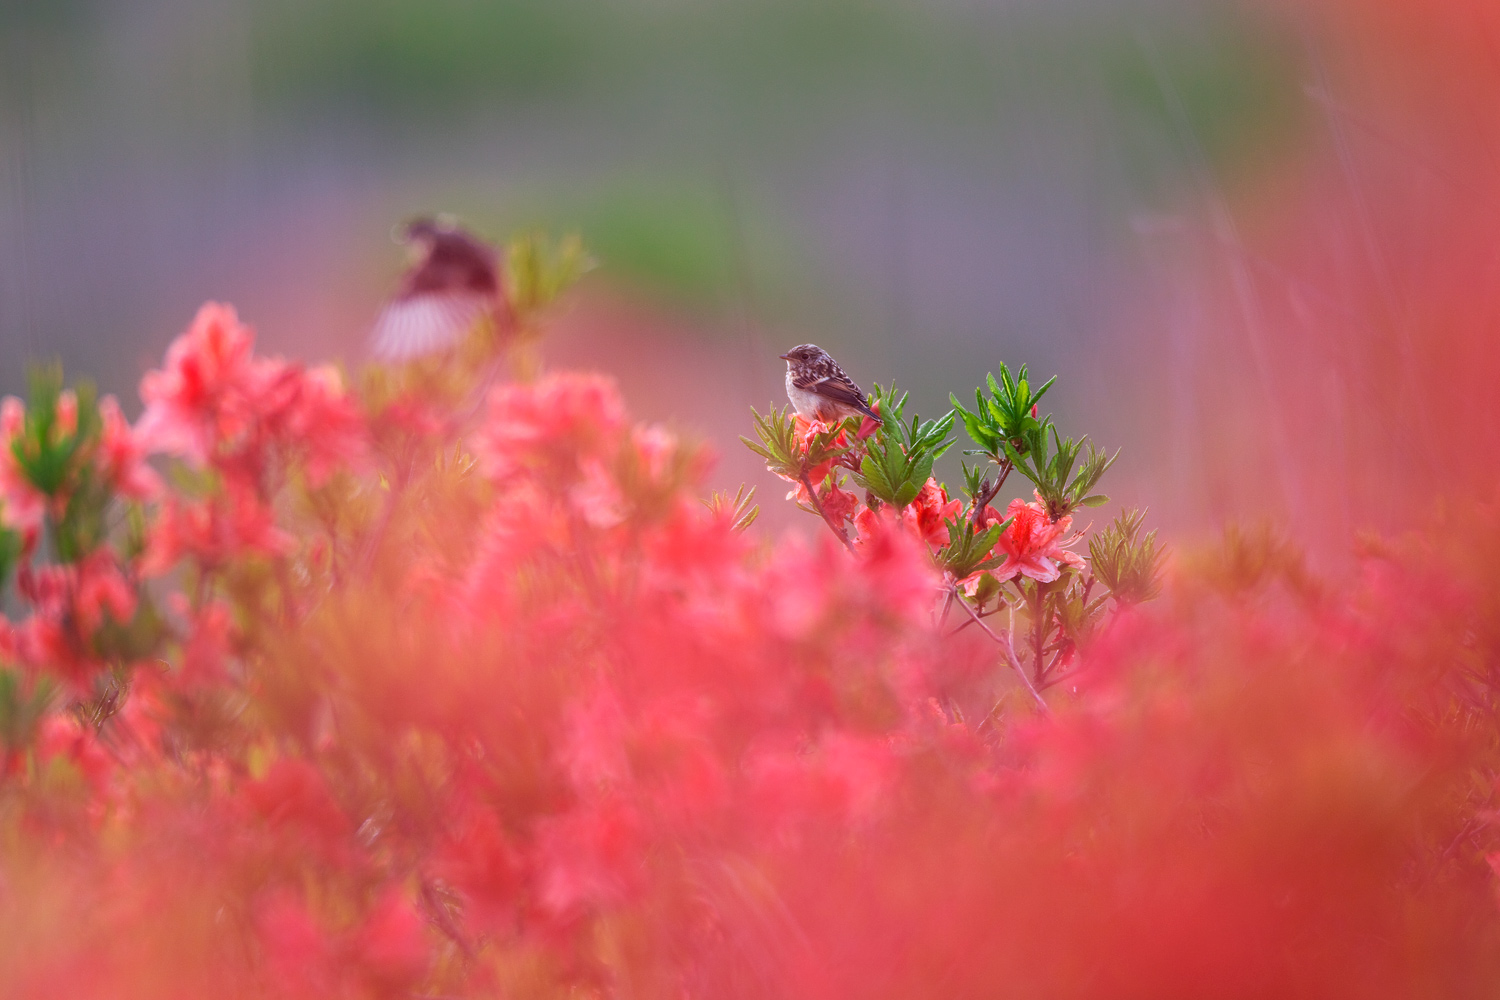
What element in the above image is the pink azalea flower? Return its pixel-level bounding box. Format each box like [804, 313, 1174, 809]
[97, 395, 161, 499]
[136, 301, 265, 464]
[900, 478, 962, 550]
[138, 303, 365, 488]
[821, 482, 861, 524]
[73, 550, 137, 635]
[477, 372, 627, 483]
[141, 484, 293, 576]
[0, 395, 44, 534]
[988, 496, 1086, 584]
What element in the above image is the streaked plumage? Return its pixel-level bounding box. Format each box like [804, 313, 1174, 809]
[780, 344, 881, 423]
[370, 217, 503, 360]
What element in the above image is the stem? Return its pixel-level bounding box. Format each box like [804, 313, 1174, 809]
[950, 585, 1048, 712]
[969, 459, 1013, 526]
[1037, 645, 1067, 687]
[356, 452, 415, 578]
[994, 459, 1013, 492]
[799, 471, 855, 553]
[1040, 662, 1087, 691]
[1029, 582, 1047, 686]
[419, 878, 476, 961]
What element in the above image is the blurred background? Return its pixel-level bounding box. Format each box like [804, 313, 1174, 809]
[3, 0, 1487, 557]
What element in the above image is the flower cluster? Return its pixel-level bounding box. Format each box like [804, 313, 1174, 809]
[0, 261, 1499, 996]
[747, 367, 1123, 695]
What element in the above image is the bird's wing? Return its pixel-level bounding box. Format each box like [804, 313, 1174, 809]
[370, 292, 491, 361]
[792, 368, 878, 418]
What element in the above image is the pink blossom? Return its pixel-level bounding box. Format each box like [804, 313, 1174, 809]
[97, 395, 161, 498]
[137, 303, 366, 488]
[0, 395, 45, 533]
[476, 372, 626, 483]
[821, 482, 861, 523]
[73, 550, 136, 634]
[141, 484, 292, 575]
[900, 477, 962, 549]
[136, 302, 265, 464]
[352, 889, 430, 992]
[987, 496, 1086, 584]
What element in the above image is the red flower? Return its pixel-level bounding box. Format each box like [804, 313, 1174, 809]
[73, 550, 137, 635]
[0, 395, 44, 534]
[352, 889, 431, 993]
[432, 806, 525, 936]
[821, 482, 861, 524]
[900, 478, 961, 550]
[244, 757, 350, 847]
[97, 395, 161, 499]
[254, 891, 339, 1000]
[37, 713, 114, 797]
[141, 483, 292, 575]
[987, 497, 1085, 584]
[270, 364, 367, 488]
[136, 302, 266, 464]
[477, 372, 626, 483]
[536, 797, 647, 918]
[138, 303, 366, 487]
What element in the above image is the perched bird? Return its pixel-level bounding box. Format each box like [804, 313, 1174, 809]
[369, 216, 505, 360]
[780, 343, 882, 424]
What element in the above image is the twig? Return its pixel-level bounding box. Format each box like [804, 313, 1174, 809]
[1040, 663, 1087, 691]
[799, 471, 855, 553]
[944, 605, 1005, 638]
[419, 878, 476, 961]
[968, 459, 1012, 527]
[950, 585, 1047, 712]
[1037, 645, 1068, 687]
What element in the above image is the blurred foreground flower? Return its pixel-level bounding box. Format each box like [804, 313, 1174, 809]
[2, 197, 1500, 999]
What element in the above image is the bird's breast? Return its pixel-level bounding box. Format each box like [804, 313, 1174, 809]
[786, 374, 842, 422]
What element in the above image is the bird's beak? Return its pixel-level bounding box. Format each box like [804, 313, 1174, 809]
[778, 352, 792, 361]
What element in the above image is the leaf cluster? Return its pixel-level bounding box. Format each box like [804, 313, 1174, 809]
[703, 484, 760, 533]
[938, 516, 1010, 581]
[853, 383, 955, 509]
[506, 231, 594, 319]
[741, 404, 851, 483]
[1089, 508, 1167, 605]
[1004, 427, 1116, 523]
[12, 364, 100, 497]
[0, 669, 53, 754]
[951, 365, 1053, 462]
[12, 365, 116, 563]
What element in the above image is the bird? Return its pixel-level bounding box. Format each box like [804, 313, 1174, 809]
[369, 216, 506, 360]
[780, 344, 882, 424]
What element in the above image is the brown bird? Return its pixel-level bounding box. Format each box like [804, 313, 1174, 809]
[370, 216, 505, 360]
[780, 344, 882, 424]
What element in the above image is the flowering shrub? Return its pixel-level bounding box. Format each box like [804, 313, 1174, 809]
[745, 364, 1130, 703]
[0, 282, 1495, 999]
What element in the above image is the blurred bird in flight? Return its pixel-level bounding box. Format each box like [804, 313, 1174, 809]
[780, 343, 882, 424]
[370, 216, 506, 360]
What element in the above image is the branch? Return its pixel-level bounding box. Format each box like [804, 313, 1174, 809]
[419, 878, 476, 961]
[950, 584, 1048, 712]
[968, 458, 1012, 526]
[799, 471, 855, 553]
[1039, 662, 1087, 691]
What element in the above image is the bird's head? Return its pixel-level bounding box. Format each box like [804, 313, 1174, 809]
[779, 344, 825, 366]
[395, 213, 464, 247]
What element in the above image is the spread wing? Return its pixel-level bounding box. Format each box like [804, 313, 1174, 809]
[370, 291, 492, 361]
